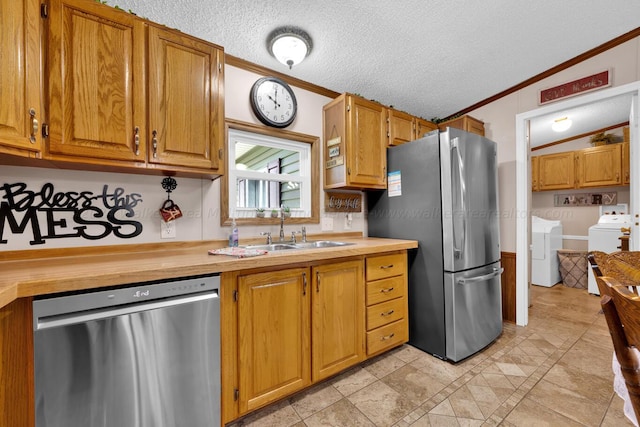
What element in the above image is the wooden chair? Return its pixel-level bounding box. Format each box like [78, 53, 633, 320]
[601, 276, 640, 423]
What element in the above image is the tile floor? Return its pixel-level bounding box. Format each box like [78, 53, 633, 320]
[229, 285, 632, 426]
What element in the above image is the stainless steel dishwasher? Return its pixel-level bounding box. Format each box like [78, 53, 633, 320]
[32, 275, 220, 427]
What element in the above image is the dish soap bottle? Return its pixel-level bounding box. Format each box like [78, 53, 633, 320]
[229, 218, 239, 247]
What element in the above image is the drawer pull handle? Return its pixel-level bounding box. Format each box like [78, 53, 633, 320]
[29, 108, 38, 143]
[381, 333, 395, 341]
[152, 130, 158, 158]
[381, 310, 394, 316]
[380, 264, 394, 269]
[133, 126, 140, 155]
[380, 287, 394, 293]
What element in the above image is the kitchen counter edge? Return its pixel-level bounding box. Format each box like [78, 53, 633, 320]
[0, 237, 418, 309]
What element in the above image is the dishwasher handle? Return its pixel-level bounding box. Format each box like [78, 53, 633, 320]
[35, 291, 219, 331]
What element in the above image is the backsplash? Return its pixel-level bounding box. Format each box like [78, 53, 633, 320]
[0, 166, 210, 251]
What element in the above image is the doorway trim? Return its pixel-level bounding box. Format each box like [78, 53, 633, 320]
[515, 81, 640, 326]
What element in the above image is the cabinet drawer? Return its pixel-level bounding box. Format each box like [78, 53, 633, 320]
[366, 276, 404, 306]
[366, 297, 405, 330]
[366, 253, 406, 281]
[366, 319, 408, 355]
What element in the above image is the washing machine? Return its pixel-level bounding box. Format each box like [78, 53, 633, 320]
[587, 212, 632, 295]
[531, 216, 563, 287]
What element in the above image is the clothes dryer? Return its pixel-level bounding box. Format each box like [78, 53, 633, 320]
[531, 216, 563, 287]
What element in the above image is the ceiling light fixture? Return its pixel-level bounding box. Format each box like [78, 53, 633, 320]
[551, 116, 572, 132]
[267, 27, 312, 69]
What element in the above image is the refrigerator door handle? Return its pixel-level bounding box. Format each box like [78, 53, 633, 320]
[456, 267, 504, 285]
[452, 138, 467, 259]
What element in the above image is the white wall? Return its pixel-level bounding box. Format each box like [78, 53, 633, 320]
[0, 65, 365, 251]
[470, 37, 640, 252]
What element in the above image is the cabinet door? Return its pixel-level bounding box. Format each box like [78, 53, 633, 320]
[415, 118, 437, 139]
[576, 144, 622, 188]
[47, 0, 146, 163]
[623, 142, 630, 185]
[148, 26, 224, 171]
[0, 0, 42, 156]
[346, 96, 387, 188]
[531, 156, 539, 191]
[387, 109, 414, 146]
[311, 260, 364, 381]
[238, 268, 310, 414]
[538, 152, 575, 190]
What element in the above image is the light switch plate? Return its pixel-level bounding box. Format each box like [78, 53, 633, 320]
[161, 220, 176, 239]
[321, 217, 333, 231]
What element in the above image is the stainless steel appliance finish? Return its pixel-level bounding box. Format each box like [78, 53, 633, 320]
[33, 275, 221, 427]
[367, 128, 502, 362]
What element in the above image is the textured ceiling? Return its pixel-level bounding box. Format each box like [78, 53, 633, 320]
[112, 0, 640, 122]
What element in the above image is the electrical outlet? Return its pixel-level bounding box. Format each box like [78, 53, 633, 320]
[161, 220, 176, 239]
[344, 213, 353, 230]
[321, 217, 333, 231]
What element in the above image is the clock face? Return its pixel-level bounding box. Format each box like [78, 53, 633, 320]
[250, 77, 297, 128]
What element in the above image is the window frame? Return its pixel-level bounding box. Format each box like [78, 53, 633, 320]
[221, 119, 320, 226]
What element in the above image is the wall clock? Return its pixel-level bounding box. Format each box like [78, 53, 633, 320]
[249, 77, 297, 128]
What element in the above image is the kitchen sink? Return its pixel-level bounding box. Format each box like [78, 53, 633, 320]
[242, 241, 353, 251]
[293, 240, 354, 249]
[242, 243, 298, 251]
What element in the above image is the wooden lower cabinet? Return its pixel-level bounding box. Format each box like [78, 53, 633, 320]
[365, 252, 409, 356]
[226, 258, 366, 421]
[237, 267, 311, 414]
[0, 298, 34, 427]
[311, 260, 365, 381]
[223, 252, 408, 423]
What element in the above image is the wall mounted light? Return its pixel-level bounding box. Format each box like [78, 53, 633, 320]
[267, 27, 313, 69]
[551, 116, 572, 132]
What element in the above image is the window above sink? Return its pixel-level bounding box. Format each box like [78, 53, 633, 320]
[221, 119, 320, 226]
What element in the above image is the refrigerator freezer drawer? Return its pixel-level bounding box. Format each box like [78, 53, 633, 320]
[366, 297, 406, 330]
[444, 262, 503, 362]
[366, 319, 408, 356]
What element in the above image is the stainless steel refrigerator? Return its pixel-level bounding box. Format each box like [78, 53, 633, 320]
[367, 128, 502, 362]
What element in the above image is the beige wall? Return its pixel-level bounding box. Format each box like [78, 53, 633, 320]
[469, 37, 640, 252]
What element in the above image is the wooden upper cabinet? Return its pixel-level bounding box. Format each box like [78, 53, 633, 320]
[438, 115, 485, 136]
[387, 110, 437, 146]
[43, 0, 224, 176]
[147, 25, 224, 172]
[0, 0, 42, 157]
[415, 118, 438, 139]
[387, 109, 414, 146]
[311, 260, 364, 381]
[46, 0, 147, 164]
[323, 94, 387, 189]
[538, 151, 575, 191]
[623, 141, 630, 185]
[531, 155, 539, 192]
[576, 143, 622, 188]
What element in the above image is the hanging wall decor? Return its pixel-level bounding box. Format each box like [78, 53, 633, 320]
[0, 182, 143, 245]
[553, 191, 617, 207]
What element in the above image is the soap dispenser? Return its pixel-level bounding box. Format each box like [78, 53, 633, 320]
[229, 217, 239, 247]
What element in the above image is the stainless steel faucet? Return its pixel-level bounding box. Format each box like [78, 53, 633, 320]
[279, 204, 285, 242]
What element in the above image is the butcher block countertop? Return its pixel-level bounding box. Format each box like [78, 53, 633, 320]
[0, 235, 418, 309]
